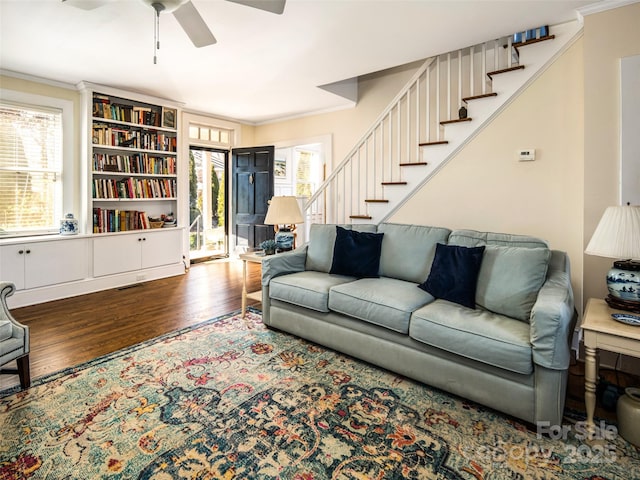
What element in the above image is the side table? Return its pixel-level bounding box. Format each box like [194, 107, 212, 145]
[239, 252, 265, 318]
[581, 298, 640, 438]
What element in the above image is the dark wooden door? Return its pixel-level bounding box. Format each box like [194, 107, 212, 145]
[232, 146, 274, 250]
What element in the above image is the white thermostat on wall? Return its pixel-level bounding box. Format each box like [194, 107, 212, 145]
[518, 149, 536, 161]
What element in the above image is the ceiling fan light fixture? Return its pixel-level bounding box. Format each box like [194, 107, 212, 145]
[141, 0, 187, 13]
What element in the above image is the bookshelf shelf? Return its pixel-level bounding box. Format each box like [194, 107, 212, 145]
[93, 172, 177, 178]
[91, 116, 177, 134]
[92, 144, 178, 155]
[93, 198, 178, 202]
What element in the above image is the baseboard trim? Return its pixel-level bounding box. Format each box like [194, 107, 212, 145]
[6, 263, 185, 308]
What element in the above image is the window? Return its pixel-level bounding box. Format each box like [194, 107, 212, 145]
[188, 124, 232, 146]
[0, 91, 72, 237]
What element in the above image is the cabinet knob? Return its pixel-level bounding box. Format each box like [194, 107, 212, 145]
[138, 238, 142, 242]
[18, 250, 24, 254]
[26, 249, 31, 254]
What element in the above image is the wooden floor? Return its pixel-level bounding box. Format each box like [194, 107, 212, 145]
[2, 257, 637, 424]
[0, 257, 263, 391]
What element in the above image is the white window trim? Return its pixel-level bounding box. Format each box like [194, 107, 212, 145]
[0, 89, 74, 236]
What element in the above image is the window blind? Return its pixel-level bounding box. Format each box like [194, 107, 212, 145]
[0, 103, 62, 235]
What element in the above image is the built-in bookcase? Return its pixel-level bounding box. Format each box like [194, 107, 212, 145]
[81, 85, 180, 234]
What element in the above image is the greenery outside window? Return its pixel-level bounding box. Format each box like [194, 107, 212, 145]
[0, 91, 73, 237]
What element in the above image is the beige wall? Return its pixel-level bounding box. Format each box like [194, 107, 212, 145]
[583, 3, 640, 306]
[253, 60, 425, 170]
[391, 40, 585, 308]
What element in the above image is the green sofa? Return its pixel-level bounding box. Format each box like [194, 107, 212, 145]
[260, 223, 576, 426]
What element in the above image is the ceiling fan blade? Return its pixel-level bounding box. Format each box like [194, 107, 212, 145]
[173, 1, 216, 48]
[226, 0, 286, 15]
[61, 0, 111, 10]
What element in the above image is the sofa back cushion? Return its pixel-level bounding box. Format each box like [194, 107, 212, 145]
[306, 223, 377, 273]
[448, 229, 548, 249]
[475, 246, 551, 322]
[378, 223, 451, 284]
[448, 229, 551, 322]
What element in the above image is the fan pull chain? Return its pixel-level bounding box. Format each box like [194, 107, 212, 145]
[152, 3, 165, 65]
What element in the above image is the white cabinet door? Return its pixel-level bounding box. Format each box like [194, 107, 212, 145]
[93, 230, 182, 277]
[0, 239, 88, 290]
[24, 238, 88, 289]
[0, 244, 27, 290]
[141, 229, 182, 269]
[93, 235, 142, 277]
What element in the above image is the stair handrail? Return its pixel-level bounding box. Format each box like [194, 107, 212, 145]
[303, 56, 436, 213]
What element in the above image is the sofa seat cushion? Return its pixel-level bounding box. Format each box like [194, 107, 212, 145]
[410, 300, 533, 374]
[329, 277, 434, 334]
[269, 271, 356, 313]
[0, 320, 12, 342]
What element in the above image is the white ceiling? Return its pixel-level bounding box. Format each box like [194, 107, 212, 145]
[1, 0, 600, 124]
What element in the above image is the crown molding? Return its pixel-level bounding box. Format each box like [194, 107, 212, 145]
[0, 69, 76, 90]
[576, 0, 639, 22]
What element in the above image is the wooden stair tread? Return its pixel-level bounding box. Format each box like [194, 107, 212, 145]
[365, 199, 389, 203]
[418, 140, 448, 146]
[462, 92, 498, 103]
[349, 215, 372, 219]
[513, 35, 555, 48]
[381, 181, 407, 185]
[399, 162, 428, 167]
[487, 65, 525, 78]
[440, 118, 472, 125]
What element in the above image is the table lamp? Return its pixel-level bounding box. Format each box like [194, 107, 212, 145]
[585, 204, 640, 312]
[264, 196, 303, 252]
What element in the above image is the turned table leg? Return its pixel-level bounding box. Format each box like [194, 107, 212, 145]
[241, 258, 248, 318]
[584, 344, 598, 439]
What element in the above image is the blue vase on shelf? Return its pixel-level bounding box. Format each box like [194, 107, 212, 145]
[60, 213, 78, 235]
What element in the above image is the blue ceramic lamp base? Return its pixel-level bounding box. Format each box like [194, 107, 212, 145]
[275, 227, 294, 252]
[605, 259, 640, 313]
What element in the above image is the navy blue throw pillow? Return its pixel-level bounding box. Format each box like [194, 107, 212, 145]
[330, 226, 384, 278]
[418, 243, 486, 309]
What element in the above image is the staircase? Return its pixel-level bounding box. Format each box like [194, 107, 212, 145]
[302, 21, 582, 231]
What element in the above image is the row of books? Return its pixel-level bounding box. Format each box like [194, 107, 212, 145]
[93, 208, 153, 233]
[93, 95, 161, 127]
[93, 177, 177, 199]
[93, 153, 176, 175]
[92, 124, 177, 152]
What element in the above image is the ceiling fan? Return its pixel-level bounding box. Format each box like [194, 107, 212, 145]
[63, 0, 286, 62]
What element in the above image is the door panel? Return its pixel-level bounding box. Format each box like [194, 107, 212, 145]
[254, 171, 271, 215]
[232, 146, 274, 250]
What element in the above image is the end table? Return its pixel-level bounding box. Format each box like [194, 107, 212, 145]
[239, 252, 266, 318]
[581, 298, 640, 439]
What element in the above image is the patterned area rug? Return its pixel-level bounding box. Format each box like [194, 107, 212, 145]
[1, 309, 638, 479]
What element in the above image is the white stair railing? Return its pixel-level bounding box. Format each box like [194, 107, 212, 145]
[301, 21, 581, 235]
[303, 34, 511, 225]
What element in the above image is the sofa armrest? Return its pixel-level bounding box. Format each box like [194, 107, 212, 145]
[261, 246, 308, 286]
[529, 252, 576, 370]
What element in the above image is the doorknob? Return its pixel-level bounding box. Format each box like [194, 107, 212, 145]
[249, 173, 254, 185]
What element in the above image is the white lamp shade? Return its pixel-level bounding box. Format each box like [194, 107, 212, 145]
[585, 205, 640, 260]
[264, 196, 303, 225]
